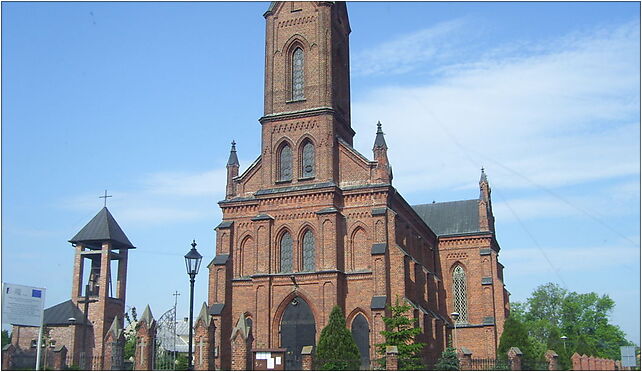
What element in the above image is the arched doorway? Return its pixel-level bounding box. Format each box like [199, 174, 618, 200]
[280, 296, 316, 370]
[351, 313, 370, 369]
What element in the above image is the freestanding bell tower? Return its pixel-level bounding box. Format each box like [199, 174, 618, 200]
[68, 207, 134, 369]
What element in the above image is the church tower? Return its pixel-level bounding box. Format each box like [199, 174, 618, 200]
[68, 207, 134, 369]
[258, 1, 353, 189]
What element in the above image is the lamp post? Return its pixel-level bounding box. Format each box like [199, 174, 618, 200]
[561, 335, 568, 353]
[450, 312, 460, 350]
[184, 240, 202, 371]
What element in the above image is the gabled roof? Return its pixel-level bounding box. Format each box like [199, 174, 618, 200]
[42, 300, 86, 326]
[69, 207, 134, 249]
[412, 199, 483, 236]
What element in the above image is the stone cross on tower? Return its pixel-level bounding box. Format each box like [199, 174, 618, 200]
[138, 340, 147, 364]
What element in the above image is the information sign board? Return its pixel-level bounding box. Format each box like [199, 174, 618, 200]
[2, 283, 46, 327]
[621, 346, 637, 368]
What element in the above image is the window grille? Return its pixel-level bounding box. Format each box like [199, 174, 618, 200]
[292, 48, 305, 100]
[302, 230, 315, 271]
[301, 141, 315, 178]
[452, 265, 468, 323]
[280, 232, 293, 273]
[280, 145, 292, 181]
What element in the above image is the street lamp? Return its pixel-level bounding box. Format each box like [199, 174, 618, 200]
[561, 335, 568, 352]
[451, 312, 460, 350]
[184, 240, 202, 371]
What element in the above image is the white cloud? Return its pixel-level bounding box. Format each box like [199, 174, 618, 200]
[352, 18, 470, 76]
[351, 21, 640, 195]
[60, 167, 227, 227]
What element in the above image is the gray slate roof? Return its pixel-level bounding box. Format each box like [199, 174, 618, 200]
[69, 207, 134, 249]
[412, 199, 482, 236]
[42, 300, 86, 326]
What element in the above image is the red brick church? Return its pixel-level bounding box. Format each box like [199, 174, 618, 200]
[205, 1, 510, 370]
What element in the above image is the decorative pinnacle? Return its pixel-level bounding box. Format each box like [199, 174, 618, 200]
[191, 240, 197, 249]
[480, 167, 488, 183]
[373, 121, 387, 149]
[227, 140, 240, 166]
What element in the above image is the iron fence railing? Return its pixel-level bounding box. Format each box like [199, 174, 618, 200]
[466, 358, 510, 371]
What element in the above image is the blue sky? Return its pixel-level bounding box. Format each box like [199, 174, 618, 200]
[2, 2, 640, 344]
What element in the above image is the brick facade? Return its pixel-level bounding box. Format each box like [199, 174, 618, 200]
[205, 1, 510, 369]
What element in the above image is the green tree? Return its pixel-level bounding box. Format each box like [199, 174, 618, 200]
[434, 346, 460, 371]
[376, 298, 426, 370]
[316, 306, 360, 370]
[1, 330, 10, 348]
[509, 283, 633, 370]
[498, 315, 535, 360]
[123, 306, 138, 360]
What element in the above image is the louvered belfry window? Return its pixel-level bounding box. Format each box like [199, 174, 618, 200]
[302, 230, 315, 271]
[452, 265, 468, 323]
[280, 144, 293, 181]
[280, 232, 293, 273]
[292, 47, 305, 100]
[301, 141, 315, 178]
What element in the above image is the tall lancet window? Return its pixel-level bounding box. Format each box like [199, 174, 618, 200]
[302, 230, 315, 271]
[301, 141, 315, 178]
[279, 144, 292, 181]
[292, 47, 305, 100]
[280, 232, 293, 273]
[452, 265, 468, 323]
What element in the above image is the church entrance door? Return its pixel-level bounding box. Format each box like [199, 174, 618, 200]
[280, 296, 316, 370]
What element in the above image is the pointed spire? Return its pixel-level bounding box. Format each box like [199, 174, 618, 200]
[480, 167, 488, 183]
[227, 140, 239, 167]
[139, 304, 155, 325]
[196, 302, 210, 327]
[106, 315, 123, 339]
[373, 121, 387, 149]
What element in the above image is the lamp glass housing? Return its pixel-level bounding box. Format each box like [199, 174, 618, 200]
[184, 247, 202, 276]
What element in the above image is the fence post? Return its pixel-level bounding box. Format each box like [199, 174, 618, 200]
[230, 315, 250, 371]
[194, 303, 216, 371]
[52, 346, 67, 370]
[457, 347, 472, 370]
[135, 305, 156, 371]
[588, 356, 596, 370]
[615, 360, 622, 370]
[2, 344, 16, 370]
[580, 354, 589, 370]
[301, 346, 314, 371]
[386, 346, 398, 371]
[545, 350, 558, 371]
[507, 347, 523, 371]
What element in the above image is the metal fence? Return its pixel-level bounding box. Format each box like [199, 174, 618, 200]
[467, 358, 510, 371]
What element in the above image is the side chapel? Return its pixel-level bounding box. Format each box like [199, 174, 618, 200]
[205, 2, 510, 370]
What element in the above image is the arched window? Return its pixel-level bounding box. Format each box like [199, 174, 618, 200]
[301, 141, 315, 178]
[279, 144, 293, 181]
[302, 230, 315, 271]
[292, 47, 305, 100]
[452, 265, 468, 323]
[280, 232, 293, 273]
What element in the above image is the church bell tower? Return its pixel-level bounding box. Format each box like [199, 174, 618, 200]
[259, 1, 353, 186]
[68, 207, 134, 368]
